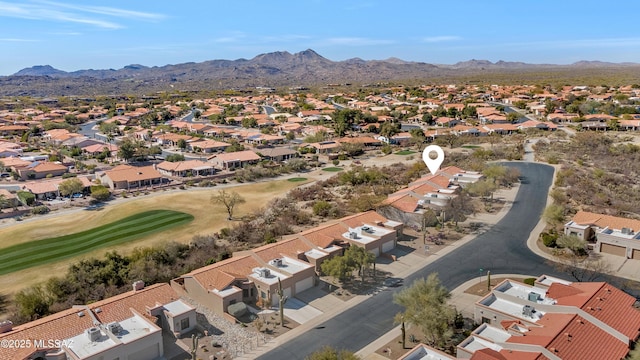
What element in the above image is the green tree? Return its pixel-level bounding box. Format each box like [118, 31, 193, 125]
[0, 194, 8, 212]
[17, 190, 36, 206]
[393, 273, 456, 348]
[556, 234, 587, 255]
[242, 117, 258, 128]
[14, 284, 52, 321]
[305, 346, 360, 360]
[117, 138, 137, 162]
[177, 138, 188, 151]
[90, 185, 111, 201]
[379, 122, 400, 138]
[320, 255, 355, 282]
[466, 179, 498, 203]
[482, 164, 507, 185]
[543, 204, 565, 227]
[99, 121, 118, 137]
[211, 190, 246, 220]
[166, 153, 186, 162]
[344, 245, 375, 281]
[506, 112, 520, 123]
[422, 113, 434, 125]
[58, 178, 84, 197]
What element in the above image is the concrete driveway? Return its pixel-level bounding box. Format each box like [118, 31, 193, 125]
[273, 297, 322, 325]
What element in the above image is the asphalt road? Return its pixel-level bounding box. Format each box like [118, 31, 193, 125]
[258, 162, 563, 360]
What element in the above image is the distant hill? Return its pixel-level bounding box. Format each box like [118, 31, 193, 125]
[3, 49, 640, 97]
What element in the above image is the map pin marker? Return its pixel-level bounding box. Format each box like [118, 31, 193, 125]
[422, 145, 445, 175]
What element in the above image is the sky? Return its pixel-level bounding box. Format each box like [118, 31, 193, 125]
[1, 0, 640, 75]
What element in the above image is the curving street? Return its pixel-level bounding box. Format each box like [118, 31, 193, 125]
[257, 162, 562, 359]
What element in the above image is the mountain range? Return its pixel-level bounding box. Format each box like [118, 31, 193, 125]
[2, 49, 639, 97]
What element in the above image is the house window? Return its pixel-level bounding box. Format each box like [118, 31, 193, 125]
[250, 288, 254, 297]
[261, 291, 266, 299]
[180, 318, 190, 331]
[243, 289, 249, 297]
[481, 317, 491, 324]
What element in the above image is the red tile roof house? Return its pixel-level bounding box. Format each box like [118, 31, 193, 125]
[97, 164, 164, 191]
[21, 176, 92, 200]
[0, 283, 196, 360]
[171, 211, 401, 319]
[457, 275, 640, 360]
[15, 161, 68, 180]
[155, 160, 216, 177]
[208, 150, 261, 170]
[564, 210, 640, 259]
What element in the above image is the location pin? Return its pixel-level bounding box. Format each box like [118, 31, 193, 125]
[422, 145, 445, 175]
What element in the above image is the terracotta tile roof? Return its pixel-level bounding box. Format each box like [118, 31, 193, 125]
[340, 210, 391, 228]
[383, 193, 419, 213]
[411, 173, 451, 189]
[580, 283, 640, 340]
[189, 139, 230, 149]
[21, 176, 92, 194]
[209, 150, 260, 162]
[81, 143, 118, 153]
[188, 255, 263, 291]
[545, 314, 628, 360]
[0, 284, 177, 359]
[253, 237, 313, 262]
[570, 210, 640, 232]
[300, 222, 348, 248]
[27, 162, 67, 173]
[156, 160, 213, 172]
[102, 164, 162, 182]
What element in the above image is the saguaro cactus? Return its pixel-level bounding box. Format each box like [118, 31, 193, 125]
[277, 278, 288, 327]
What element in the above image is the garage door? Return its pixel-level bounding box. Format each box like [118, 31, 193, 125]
[272, 287, 292, 306]
[295, 277, 314, 294]
[382, 240, 395, 253]
[600, 243, 626, 257]
[632, 249, 640, 260]
[370, 248, 380, 257]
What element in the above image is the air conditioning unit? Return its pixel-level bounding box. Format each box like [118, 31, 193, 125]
[271, 258, 283, 267]
[107, 322, 123, 335]
[349, 232, 358, 239]
[259, 268, 271, 278]
[528, 292, 540, 302]
[523, 305, 535, 317]
[622, 227, 632, 235]
[86, 327, 101, 342]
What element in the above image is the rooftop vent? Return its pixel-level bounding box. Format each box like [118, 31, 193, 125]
[270, 258, 283, 267]
[77, 311, 85, 317]
[0, 320, 12, 334]
[133, 280, 145, 291]
[522, 305, 535, 317]
[528, 292, 540, 302]
[107, 322, 123, 335]
[622, 227, 633, 235]
[94, 307, 102, 313]
[256, 268, 270, 278]
[86, 327, 101, 342]
[349, 232, 358, 239]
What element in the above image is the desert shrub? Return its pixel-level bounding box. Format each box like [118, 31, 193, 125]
[30, 205, 50, 215]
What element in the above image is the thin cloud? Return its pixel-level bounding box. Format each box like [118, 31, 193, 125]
[0, 1, 165, 29]
[35, 0, 166, 21]
[423, 36, 462, 43]
[325, 37, 394, 46]
[0, 38, 39, 42]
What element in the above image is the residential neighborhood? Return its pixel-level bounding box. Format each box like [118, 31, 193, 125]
[1, 82, 640, 360]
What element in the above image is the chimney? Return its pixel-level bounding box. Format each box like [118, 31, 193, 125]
[133, 280, 145, 291]
[0, 320, 12, 334]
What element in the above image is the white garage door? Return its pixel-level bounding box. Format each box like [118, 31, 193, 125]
[295, 277, 314, 294]
[272, 287, 292, 306]
[370, 248, 380, 257]
[382, 240, 395, 253]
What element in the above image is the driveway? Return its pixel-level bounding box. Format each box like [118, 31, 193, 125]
[274, 297, 322, 325]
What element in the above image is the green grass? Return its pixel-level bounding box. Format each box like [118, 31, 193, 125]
[322, 167, 343, 172]
[395, 150, 416, 155]
[0, 210, 194, 275]
[287, 177, 308, 182]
